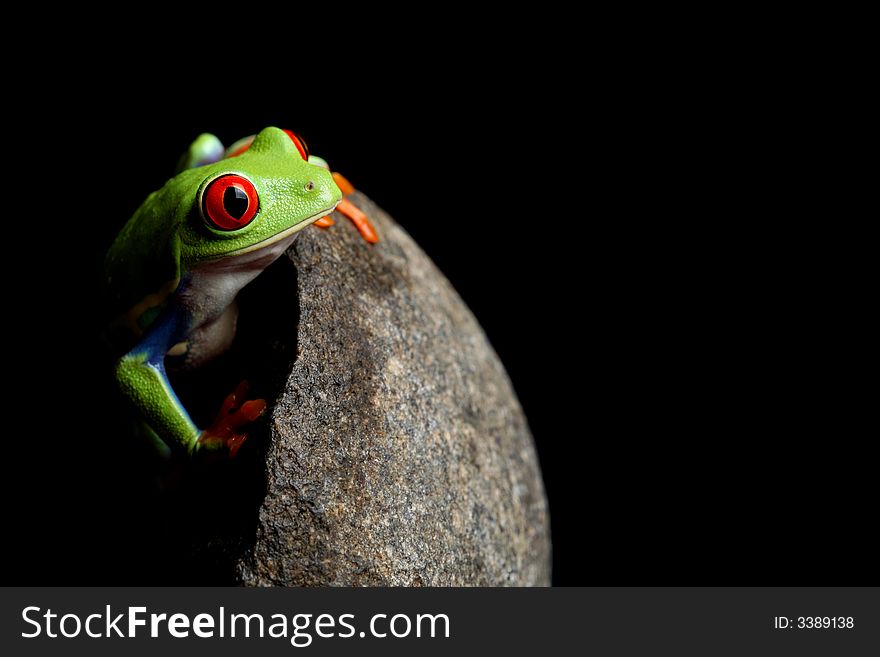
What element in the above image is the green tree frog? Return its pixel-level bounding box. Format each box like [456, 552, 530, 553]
[105, 126, 376, 458]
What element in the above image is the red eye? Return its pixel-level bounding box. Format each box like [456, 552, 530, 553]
[201, 174, 259, 231]
[283, 129, 310, 160]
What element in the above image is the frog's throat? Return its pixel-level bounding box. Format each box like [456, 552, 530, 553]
[221, 202, 340, 258]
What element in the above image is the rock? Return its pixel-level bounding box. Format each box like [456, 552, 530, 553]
[235, 192, 550, 586]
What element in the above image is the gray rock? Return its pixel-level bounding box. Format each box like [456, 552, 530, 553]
[236, 192, 550, 586]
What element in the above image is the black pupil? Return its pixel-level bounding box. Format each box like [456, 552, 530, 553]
[223, 185, 249, 219]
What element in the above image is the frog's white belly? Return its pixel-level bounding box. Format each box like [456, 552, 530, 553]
[170, 301, 240, 370]
[169, 231, 300, 370]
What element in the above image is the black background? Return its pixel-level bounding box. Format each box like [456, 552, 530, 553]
[4, 29, 873, 586]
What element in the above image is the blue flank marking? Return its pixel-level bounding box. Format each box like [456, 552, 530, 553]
[135, 302, 189, 369]
[125, 292, 198, 438]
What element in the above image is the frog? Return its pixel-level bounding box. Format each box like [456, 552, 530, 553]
[105, 126, 377, 458]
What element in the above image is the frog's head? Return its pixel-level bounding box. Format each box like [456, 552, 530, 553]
[174, 126, 342, 265]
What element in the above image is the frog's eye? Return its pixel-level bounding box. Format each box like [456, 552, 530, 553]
[200, 174, 259, 231]
[283, 129, 310, 160]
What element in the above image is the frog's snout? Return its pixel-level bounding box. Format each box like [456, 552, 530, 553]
[315, 168, 344, 205]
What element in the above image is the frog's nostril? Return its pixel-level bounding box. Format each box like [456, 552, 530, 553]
[305, 181, 315, 192]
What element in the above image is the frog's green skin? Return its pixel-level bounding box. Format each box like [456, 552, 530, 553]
[105, 127, 342, 455]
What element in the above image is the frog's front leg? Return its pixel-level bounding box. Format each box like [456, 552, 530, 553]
[308, 163, 379, 244]
[328, 172, 379, 244]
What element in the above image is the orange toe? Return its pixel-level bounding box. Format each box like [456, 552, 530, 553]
[337, 198, 379, 244]
[197, 381, 266, 458]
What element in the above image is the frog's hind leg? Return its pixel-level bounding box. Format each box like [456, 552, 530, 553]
[175, 134, 225, 173]
[131, 419, 172, 460]
[197, 381, 266, 458]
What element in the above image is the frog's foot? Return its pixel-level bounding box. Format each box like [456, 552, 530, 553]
[332, 172, 356, 196]
[336, 198, 379, 244]
[196, 381, 267, 458]
[312, 172, 379, 244]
